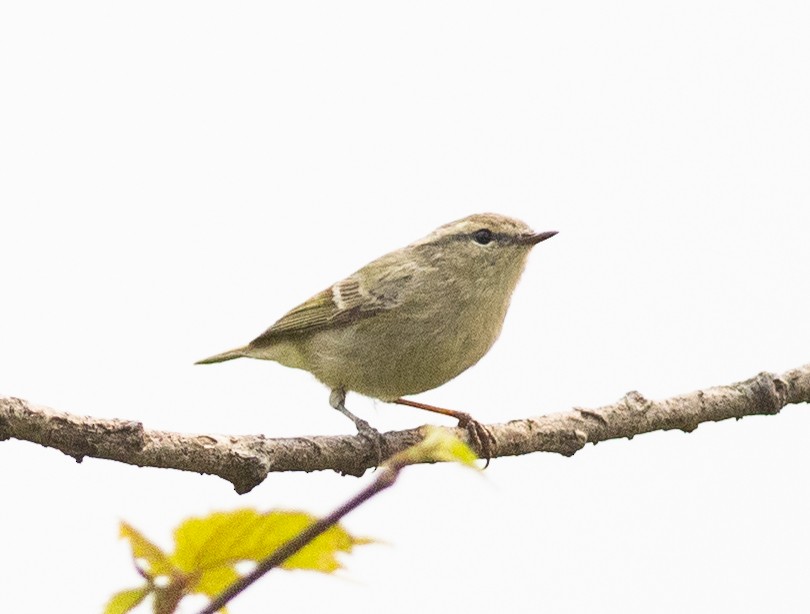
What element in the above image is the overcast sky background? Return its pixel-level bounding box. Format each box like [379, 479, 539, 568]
[2, 2, 809, 613]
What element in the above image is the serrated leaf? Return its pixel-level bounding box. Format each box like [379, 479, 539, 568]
[119, 521, 176, 577]
[171, 509, 366, 577]
[112, 510, 370, 613]
[264, 513, 357, 572]
[103, 587, 150, 614]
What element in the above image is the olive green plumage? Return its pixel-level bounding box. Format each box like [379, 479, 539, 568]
[197, 213, 556, 406]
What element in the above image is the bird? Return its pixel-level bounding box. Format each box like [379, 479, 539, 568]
[196, 213, 557, 460]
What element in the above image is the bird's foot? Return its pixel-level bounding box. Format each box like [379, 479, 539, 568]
[454, 412, 496, 467]
[392, 398, 496, 466]
[330, 389, 386, 465]
[352, 418, 385, 466]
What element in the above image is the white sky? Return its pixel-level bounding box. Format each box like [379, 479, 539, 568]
[2, 2, 809, 613]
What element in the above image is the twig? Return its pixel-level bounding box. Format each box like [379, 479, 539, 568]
[1, 364, 808, 493]
[198, 462, 400, 614]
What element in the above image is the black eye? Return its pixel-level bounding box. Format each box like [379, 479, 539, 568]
[473, 228, 493, 245]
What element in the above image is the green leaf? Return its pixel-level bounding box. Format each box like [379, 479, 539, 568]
[120, 521, 176, 577]
[172, 509, 367, 578]
[260, 512, 359, 572]
[113, 510, 370, 613]
[103, 587, 150, 614]
[393, 426, 480, 468]
[192, 565, 241, 598]
[171, 509, 260, 572]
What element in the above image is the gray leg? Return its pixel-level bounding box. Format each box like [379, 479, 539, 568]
[329, 388, 384, 462]
[329, 388, 367, 429]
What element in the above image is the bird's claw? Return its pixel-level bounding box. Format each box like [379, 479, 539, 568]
[354, 418, 385, 466]
[455, 413, 496, 467]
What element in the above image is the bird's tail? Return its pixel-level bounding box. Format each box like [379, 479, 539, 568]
[194, 346, 247, 365]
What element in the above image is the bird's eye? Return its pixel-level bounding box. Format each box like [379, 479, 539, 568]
[473, 229, 493, 245]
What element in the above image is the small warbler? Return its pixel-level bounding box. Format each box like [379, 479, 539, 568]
[196, 213, 557, 458]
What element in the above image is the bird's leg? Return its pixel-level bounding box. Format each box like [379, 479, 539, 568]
[392, 398, 496, 466]
[329, 388, 384, 462]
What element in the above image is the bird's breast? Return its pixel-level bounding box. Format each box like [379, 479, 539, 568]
[299, 279, 514, 400]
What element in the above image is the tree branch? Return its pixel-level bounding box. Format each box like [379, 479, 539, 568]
[2, 364, 808, 494]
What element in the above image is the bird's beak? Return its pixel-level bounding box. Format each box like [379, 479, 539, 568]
[519, 230, 558, 246]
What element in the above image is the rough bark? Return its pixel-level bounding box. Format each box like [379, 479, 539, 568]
[1, 364, 808, 494]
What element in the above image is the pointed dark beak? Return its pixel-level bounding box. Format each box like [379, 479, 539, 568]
[518, 230, 558, 246]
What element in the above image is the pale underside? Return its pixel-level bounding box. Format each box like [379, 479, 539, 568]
[243, 249, 526, 400]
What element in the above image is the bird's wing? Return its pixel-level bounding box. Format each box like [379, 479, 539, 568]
[249, 257, 419, 345]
